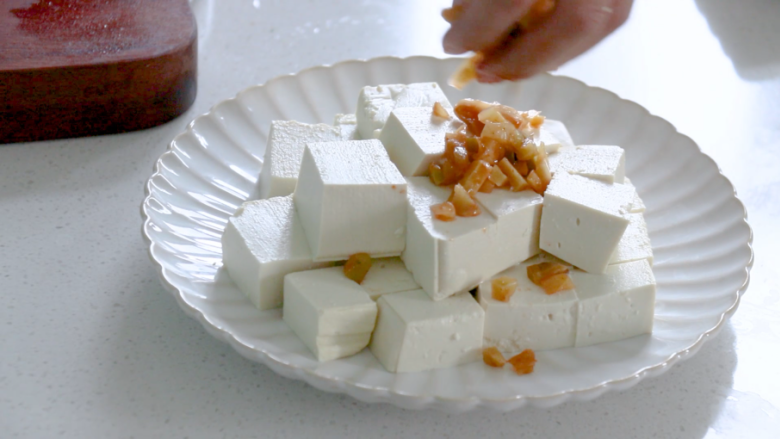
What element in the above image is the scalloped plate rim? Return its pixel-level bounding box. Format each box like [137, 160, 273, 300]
[141, 55, 754, 411]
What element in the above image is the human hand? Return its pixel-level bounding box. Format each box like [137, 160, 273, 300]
[442, 0, 634, 82]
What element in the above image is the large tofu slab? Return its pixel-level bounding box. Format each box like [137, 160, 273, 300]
[572, 259, 656, 347]
[475, 190, 543, 269]
[256, 121, 345, 199]
[548, 145, 626, 184]
[609, 213, 653, 265]
[221, 196, 329, 310]
[538, 119, 574, 153]
[403, 177, 499, 301]
[356, 82, 453, 139]
[359, 257, 420, 301]
[370, 289, 484, 373]
[283, 267, 378, 361]
[477, 256, 578, 352]
[294, 139, 407, 261]
[378, 107, 464, 176]
[540, 172, 634, 274]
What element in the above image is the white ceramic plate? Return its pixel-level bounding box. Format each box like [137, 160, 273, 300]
[141, 56, 753, 412]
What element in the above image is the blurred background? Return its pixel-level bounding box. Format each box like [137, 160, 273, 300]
[2, 0, 778, 437]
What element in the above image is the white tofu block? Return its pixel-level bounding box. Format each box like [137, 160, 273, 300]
[378, 107, 464, 176]
[548, 145, 626, 184]
[294, 139, 407, 261]
[622, 177, 646, 213]
[477, 257, 578, 352]
[370, 289, 484, 373]
[222, 196, 329, 310]
[538, 119, 574, 153]
[256, 121, 345, 199]
[475, 189, 543, 269]
[572, 259, 656, 347]
[540, 172, 634, 274]
[359, 257, 420, 301]
[283, 267, 378, 361]
[334, 113, 357, 124]
[356, 82, 453, 139]
[334, 113, 360, 140]
[307, 333, 378, 362]
[610, 213, 653, 265]
[403, 177, 499, 301]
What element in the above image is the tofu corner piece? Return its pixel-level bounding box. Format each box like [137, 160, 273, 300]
[334, 113, 360, 140]
[356, 82, 453, 140]
[622, 177, 646, 213]
[403, 177, 499, 301]
[221, 196, 329, 310]
[548, 145, 626, 184]
[293, 139, 407, 261]
[572, 259, 656, 347]
[255, 121, 345, 199]
[540, 172, 634, 274]
[477, 256, 578, 352]
[609, 213, 653, 266]
[360, 257, 420, 301]
[474, 190, 543, 267]
[538, 119, 574, 154]
[370, 289, 484, 373]
[283, 267, 378, 361]
[378, 107, 464, 176]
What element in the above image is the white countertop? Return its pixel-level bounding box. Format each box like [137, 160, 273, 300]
[2, 0, 779, 437]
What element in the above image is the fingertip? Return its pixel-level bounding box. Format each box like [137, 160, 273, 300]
[443, 43, 467, 55]
[476, 59, 530, 83]
[442, 0, 541, 58]
[442, 30, 467, 55]
[477, 31, 561, 82]
[475, 68, 502, 84]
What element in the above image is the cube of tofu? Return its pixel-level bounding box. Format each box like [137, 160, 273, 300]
[539, 172, 634, 274]
[403, 177, 499, 301]
[378, 107, 464, 176]
[221, 196, 329, 310]
[572, 259, 656, 347]
[359, 257, 420, 301]
[255, 121, 346, 199]
[334, 114, 356, 124]
[294, 139, 407, 261]
[622, 177, 646, 213]
[538, 119, 574, 153]
[334, 113, 360, 140]
[610, 213, 653, 265]
[548, 145, 626, 184]
[477, 256, 578, 352]
[356, 82, 453, 139]
[370, 289, 484, 373]
[283, 267, 378, 361]
[475, 190, 543, 270]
